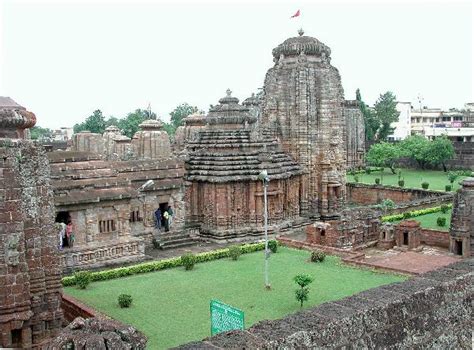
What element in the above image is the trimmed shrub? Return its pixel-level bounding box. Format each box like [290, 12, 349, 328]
[62, 242, 268, 287]
[445, 184, 452, 192]
[440, 204, 449, 214]
[181, 253, 196, 270]
[365, 168, 372, 174]
[398, 179, 405, 187]
[310, 250, 326, 263]
[118, 294, 133, 308]
[421, 182, 429, 189]
[375, 178, 380, 185]
[268, 240, 278, 253]
[402, 212, 412, 219]
[354, 175, 359, 183]
[228, 245, 241, 261]
[437, 217, 447, 227]
[74, 271, 92, 289]
[381, 204, 453, 223]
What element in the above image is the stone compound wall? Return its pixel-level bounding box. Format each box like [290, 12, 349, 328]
[346, 183, 450, 205]
[177, 259, 472, 349]
[0, 139, 63, 348]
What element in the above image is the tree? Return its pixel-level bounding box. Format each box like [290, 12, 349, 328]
[356, 89, 379, 141]
[374, 92, 400, 141]
[423, 136, 455, 172]
[365, 142, 401, 174]
[30, 126, 52, 140]
[73, 110, 107, 134]
[356, 90, 400, 142]
[164, 103, 200, 136]
[293, 274, 314, 308]
[118, 109, 152, 138]
[399, 135, 430, 169]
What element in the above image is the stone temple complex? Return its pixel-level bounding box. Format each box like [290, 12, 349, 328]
[0, 30, 473, 349]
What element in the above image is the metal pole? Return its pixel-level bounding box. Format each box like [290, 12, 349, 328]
[263, 179, 270, 289]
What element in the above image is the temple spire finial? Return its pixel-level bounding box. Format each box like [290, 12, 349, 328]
[226, 88, 232, 97]
[298, 28, 304, 36]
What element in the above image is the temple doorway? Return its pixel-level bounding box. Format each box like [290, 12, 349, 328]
[454, 240, 463, 256]
[403, 231, 409, 246]
[55, 211, 70, 224]
[159, 202, 169, 227]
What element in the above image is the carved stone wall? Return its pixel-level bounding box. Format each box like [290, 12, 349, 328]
[262, 32, 346, 219]
[344, 100, 365, 169]
[132, 119, 171, 160]
[0, 98, 63, 348]
[450, 177, 474, 257]
[72, 131, 104, 154]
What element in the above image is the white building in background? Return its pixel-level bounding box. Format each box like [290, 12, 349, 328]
[52, 127, 73, 141]
[388, 102, 411, 140]
[389, 102, 474, 143]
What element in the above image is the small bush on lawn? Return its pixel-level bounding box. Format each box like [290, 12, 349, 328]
[440, 204, 449, 214]
[421, 182, 429, 189]
[437, 217, 447, 227]
[445, 184, 452, 192]
[268, 240, 278, 253]
[181, 253, 196, 270]
[310, 250, 326, 263]
[354, 175, 359, 183]
[398, 179, 405, 187]
[365, 168, 372, 174]
[118, 294, 133, 308]
[375, 178, 380, 185]
[294, 274, 314, 308]
[74, 271, 92, 289]
[228, 245, 241, 261]
[402, 212, 412, 219]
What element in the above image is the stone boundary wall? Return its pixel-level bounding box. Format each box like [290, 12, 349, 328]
[347, 183, 449, 205]
[276, 236, 360, 259]
[176, 259, 472, 349]
[420, 228, 450, 248]
[61, 294, 104, 323]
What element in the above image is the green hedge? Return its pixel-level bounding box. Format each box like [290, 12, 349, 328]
[381, 204, 452, 223]
[62, 241, 273, 287]
[348, 167, 384, 175]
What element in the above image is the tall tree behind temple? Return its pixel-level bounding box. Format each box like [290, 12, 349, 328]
[118, 109, 154, 138]
[374, 92, 400, 141]
[73, 109, 107, 134]
[30, 126, 53, 140]
[356, 89, 399, 142]
[164, 103, 201, 135]
[356, 89, 379, 141]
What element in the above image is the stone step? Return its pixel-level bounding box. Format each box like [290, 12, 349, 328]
[158, 234, 193, 243]
[157, 237, 198, 250]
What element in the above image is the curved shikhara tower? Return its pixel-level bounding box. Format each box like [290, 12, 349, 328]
[262, 31, 347, 219]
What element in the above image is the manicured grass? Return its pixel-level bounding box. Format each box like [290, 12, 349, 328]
[347, 169, 467, 191]
[392, 209, 452, 231]
[65, 247, 406, 349]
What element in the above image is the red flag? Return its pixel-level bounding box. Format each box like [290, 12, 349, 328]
[290, 10, 300, 18]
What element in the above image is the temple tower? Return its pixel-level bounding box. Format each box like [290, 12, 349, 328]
[262, 31, 346, 219]
[0, 97, 63, 348]
[449, 177, 474, 257]
[132, 119, 171, 159]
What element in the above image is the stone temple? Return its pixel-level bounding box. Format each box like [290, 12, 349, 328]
[6, 30, 369, 272]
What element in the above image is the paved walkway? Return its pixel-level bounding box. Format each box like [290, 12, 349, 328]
[363, 249, 460, 274]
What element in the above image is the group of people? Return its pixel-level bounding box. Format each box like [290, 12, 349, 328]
[154, 206, 173, 232]
[58, 220, 74, 249]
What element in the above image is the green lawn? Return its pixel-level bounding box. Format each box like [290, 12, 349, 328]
[65, 247, 406, 349]
[347, 169, 467, 191]
[392, 209, 452, 231]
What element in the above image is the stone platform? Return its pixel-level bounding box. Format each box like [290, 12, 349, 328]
[60, 237, 146, 273]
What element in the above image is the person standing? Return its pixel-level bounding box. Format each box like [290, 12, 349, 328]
[66, 220, 74, 248]
[167, 206, 174, 228]
[163, 210, 170, 232]
[154, 208, 162, 231]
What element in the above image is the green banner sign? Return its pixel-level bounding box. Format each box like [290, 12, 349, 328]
[210, 299, 244, 336]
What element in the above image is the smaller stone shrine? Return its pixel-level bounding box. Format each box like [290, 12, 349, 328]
[394, 220, 422, 251]
[449, 177, 474, 257]
[378, 223, 396, 250]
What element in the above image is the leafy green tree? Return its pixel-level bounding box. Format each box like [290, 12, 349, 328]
[424, 136, 454, 172]
[30, 126, 52, 140]
[118, 109, 153, 138]
[356, 90, 400, 142]
[374, 92, 400, 141]
[365, 142, 401, 174]
[399, 135, 430, 169]
[164, 103, 200, 136]
[73, 110, 107, 134]
[106, 116, 120, 127]
[293, 274, 314, 308]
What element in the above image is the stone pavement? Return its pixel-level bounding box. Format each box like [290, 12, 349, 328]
[363, 249, 460, 274]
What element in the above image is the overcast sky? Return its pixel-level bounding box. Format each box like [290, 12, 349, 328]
[1, 0, 472, 129]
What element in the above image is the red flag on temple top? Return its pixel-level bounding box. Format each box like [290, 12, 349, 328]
[290, 10, 300, 18]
